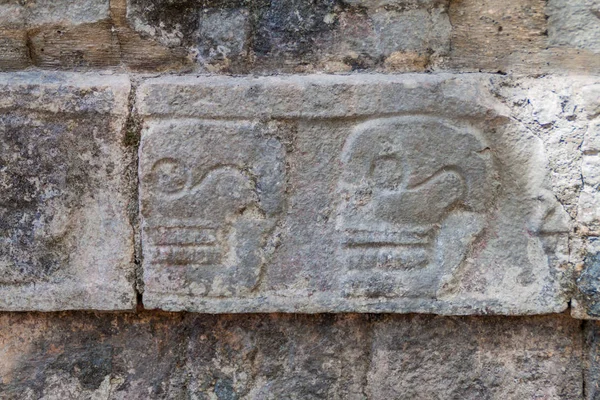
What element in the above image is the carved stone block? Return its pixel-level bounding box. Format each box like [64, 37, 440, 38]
[0, 72, 135, 310]
[138, 74, 570, 314]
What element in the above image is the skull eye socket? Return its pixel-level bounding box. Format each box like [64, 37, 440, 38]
[150, 158, 190, 194]
[370, 155, 403, 190]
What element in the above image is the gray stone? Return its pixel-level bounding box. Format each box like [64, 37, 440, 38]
[25, 0, 110, 26]
[125, 0, 450, 72]
[195, 8, 250, 64]
[368, 314, 582, 399]
[584, 122, 600, 153]
[138, 74, 570, 314]
[0, 312, 582, 399]
[0, 72, 135, 311]
[548, 0, 600, 53]
[582, 84, 600, 119]
[0, 0, 109, 27]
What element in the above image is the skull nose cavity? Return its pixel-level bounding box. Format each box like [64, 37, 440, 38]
[374, 170, 466, 225]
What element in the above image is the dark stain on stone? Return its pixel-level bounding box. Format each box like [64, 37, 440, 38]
[0, 112, 107, 284]
[577, 251, 600, 316]
[53, 345, 114, 390]
[252, 0, 339, 57]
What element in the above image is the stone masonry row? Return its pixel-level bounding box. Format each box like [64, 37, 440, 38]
[1, 0, 600, 74]
[0, 312, 588, 399]
[1, 71, 598, 318]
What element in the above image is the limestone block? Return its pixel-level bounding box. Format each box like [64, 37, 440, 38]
[0, 312, 582, 399]
[445, 0, 547, 69]
[0, 30, 29, 70]
[0, 72, 135, 311]
[483, 75, 600, 320]
[548, 0, 600, 53]
[25, 0, 110, 26]
[441, 0, 600, 74]
[584, 122, 600, 153]
[583, 155, 600, 189]
[579, 190, 600, 227]
[196, 8, 250, 65]
[138, 74, 571, 314]
[0, 0, 113, 70]
[582, 84, 600, 119]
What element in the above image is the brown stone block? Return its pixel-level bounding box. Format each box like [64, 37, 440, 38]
[449, 0, 547, 57]
[29, 21, 121, 69]
[0, 30, 30, 70]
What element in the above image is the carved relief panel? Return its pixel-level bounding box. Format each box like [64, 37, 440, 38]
[138, 74, 570, 314]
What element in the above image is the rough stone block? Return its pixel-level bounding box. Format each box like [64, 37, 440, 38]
[584, 122, 600, 153]
[367, 314, 582, 399]
[579, 189, 600, 227]
[126, 0, 450, 72]
[0, 312, 582, 398]
[25, 0, 110, 26]
[548, 0, 600, 53]
[0, 72, 136, 311]
[0, 0, 116, 70]
[441, 0, 600, 74]
[28, 21, 121, 69]
[445, 0, 547, 71]
[0, 30, 30, 70]
[138, 74, 571, 314]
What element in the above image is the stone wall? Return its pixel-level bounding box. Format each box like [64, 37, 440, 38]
[0, 0, 599, 398]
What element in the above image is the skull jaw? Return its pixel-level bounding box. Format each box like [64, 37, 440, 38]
[338, 211, 486, 299]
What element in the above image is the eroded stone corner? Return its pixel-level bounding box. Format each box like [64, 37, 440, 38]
[486, 74, 600, 320]
[570, 82, 600, 319]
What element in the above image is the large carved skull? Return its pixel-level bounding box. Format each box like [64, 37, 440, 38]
[336, 116, 496, 298]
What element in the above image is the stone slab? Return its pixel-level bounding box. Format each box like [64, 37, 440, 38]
[0, 312, 583, 399]
[0, 72, 136, 311]
[138, 74, 571, 314]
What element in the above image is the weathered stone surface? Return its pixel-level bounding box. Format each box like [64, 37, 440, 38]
[0, 72, 136, 311]
[137, 74, 571, 314]
[524, 79, 600, 319]
[1, 0, 600, 73]
[548, 0, 600, 53]
[0, 0, 189, 71]
[476, 75, 600, 320]
[441, 0, 600, 74]
[126, 0, 450, 73]
[368, 314, 582, 399]
[0, 312, 582, 399]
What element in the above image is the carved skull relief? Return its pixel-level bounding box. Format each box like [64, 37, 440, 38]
[141, 120, 285, 297]
[336, 116, 497, 298]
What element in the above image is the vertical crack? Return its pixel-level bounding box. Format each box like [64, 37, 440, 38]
[123, 77, 144, 310]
